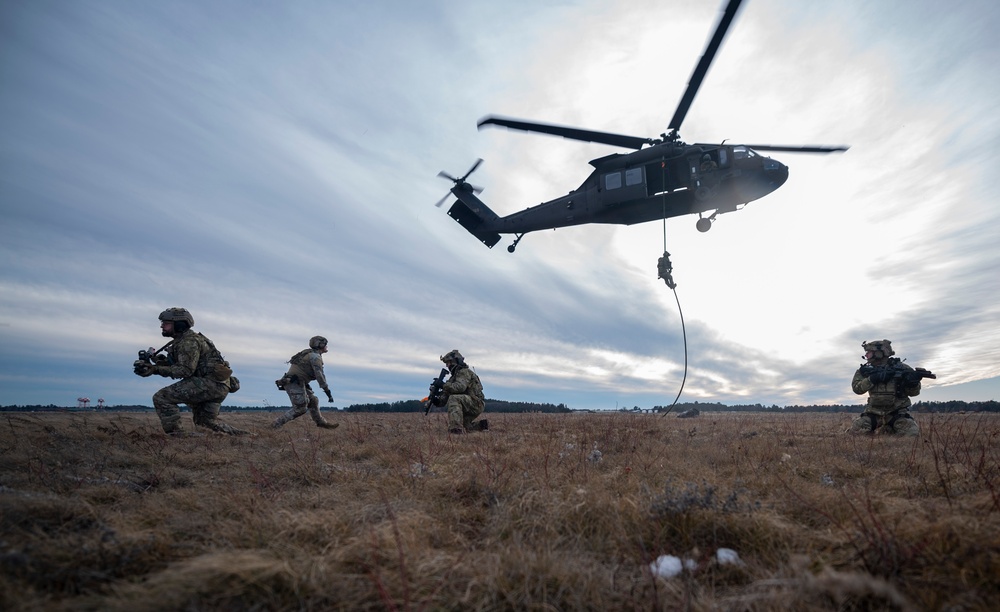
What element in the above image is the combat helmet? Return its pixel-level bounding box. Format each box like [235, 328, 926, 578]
[441, 349, 465, 367]
[159, 307, 194, 334]
[309, 336, 328, 351]
[862, 339, 894, 360]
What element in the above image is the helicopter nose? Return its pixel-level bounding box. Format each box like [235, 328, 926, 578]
[763, 157, 788, 188]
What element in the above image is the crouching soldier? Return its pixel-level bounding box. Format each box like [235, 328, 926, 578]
[440, 349, 487, 434]
[272, 336, 339, 430]
[134, 307, 247, 436]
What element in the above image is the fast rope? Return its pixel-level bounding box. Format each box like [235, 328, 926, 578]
[657, 160, 688, 417]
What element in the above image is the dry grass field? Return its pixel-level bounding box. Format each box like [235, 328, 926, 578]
[1, 410, 998, 611]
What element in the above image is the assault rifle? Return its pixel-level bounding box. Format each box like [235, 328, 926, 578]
[422, 368, 449, 415]
[859, 363, 936, 396]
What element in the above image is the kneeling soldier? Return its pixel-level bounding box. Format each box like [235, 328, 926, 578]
[850, 339, 923, 436]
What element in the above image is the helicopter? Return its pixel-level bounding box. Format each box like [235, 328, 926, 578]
[436, 0, 848, 253]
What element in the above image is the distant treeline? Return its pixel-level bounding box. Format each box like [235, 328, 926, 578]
[648, 400, 1000, 414]
[341, 398, 572, 414]
[2, 399, 996, 413]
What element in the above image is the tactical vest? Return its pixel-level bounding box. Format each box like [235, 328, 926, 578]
[866, 357, 908, 413]
[195, 333, 234, 382]
[286, 349, 320, 383]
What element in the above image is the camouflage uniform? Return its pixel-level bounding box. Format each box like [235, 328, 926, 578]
[149, 329, 246, 435]
[440, 350, 486, 433]
[850, 339, 921, 436]
[272, 337, 338, 429]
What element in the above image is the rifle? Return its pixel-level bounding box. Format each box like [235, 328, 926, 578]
[133, 341, 174, 375]
[422, 368, 449, 415]
[859, 363, 936, 396]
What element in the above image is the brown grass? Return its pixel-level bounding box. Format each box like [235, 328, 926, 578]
[1, 410, 998, 611]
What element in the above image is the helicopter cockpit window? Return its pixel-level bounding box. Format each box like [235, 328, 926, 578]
[733, 146, 757, 160]
[604, 172, 622, 190]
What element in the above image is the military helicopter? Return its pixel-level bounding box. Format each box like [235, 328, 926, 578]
[436, 0, 848, 253]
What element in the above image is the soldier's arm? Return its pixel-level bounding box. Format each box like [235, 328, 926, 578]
[852, 369, 872, 394]
[900, 363, 922, 396]
[443, 369, 469, 394]
[155, 337, 198, 378]
[309, 353, 329, 390]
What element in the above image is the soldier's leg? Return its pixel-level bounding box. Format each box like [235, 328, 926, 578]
[192, 400, 248, 435]
[153, 381, 193, 433]
[461, 397, 484, 432]
[446, 396, 465, 433]
[191, 399, 240, 434]
[306, 389, 338, 429]
[272, 384, 309, 428]
[890, 413, 920, 437]
[848, 413, 877, 435]
[186, 379, 247, 435]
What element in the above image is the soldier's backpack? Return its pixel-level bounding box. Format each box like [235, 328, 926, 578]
[198, 333, 238, 392]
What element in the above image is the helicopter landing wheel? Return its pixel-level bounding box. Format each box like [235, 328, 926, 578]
[507, 233, 525, 253]
[696, 217, 712, 233]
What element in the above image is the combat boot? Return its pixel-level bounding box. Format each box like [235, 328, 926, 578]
[477, 419, 489, 431]
[317, 421, 339, 430]
[208, 422, 251, 436]
[449, 428, 464, 435]
[271, 409, 297, 429]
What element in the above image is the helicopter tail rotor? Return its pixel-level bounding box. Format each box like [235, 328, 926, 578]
[435, 158, 485, 207]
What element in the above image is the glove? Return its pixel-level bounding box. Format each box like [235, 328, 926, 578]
[324, 388, 334, 403]
[133, 361, 154, 377]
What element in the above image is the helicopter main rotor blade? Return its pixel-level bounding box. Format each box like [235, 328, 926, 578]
[460, 158, 483, 181]
[478, 116, 652, 150]
[743, 144, 850, 154]
[667, 0, 744, 134]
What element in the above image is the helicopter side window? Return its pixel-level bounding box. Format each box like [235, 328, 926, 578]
[625, 167, 643, 186]
[718, 148, 728, 167]
[604, 172, 622, 190]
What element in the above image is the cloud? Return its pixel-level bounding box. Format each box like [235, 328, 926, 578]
[1, 0, 998, 408]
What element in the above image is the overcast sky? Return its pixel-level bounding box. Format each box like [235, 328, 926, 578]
[2, 0, 998, 409]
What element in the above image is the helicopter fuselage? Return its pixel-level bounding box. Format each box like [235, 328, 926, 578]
[439, 0, 845, 252]
[447, 142, 788, 250]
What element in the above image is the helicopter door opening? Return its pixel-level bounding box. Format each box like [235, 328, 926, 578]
[644, 161, 681, 196]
